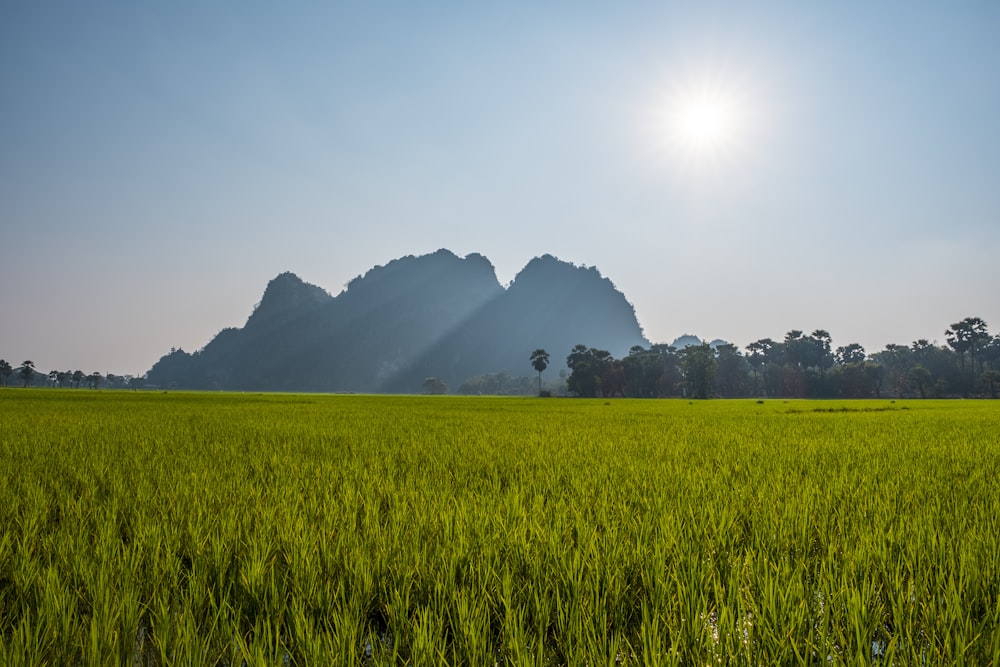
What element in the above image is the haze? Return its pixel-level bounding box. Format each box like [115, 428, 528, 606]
[2, 3, 998, 375]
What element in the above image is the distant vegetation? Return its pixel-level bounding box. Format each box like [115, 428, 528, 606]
[6, 316, 996, 398]
[2, 391, 998, 663]
[0, 358, 143, 391]
[560, 316, 1000, 399]
[4, 250, 997, 398]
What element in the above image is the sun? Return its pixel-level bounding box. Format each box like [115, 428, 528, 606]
[636, 63, 766, 178]
[639, 72, 755, 173]
[666, 90, 740, 155]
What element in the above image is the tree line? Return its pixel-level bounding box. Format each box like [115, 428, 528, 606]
[6, 317, 998, 398]
[540, 316, 1000, 399]
[0, 360, 144, 390]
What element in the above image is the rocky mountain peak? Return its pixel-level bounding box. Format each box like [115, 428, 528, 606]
[246, 272, 332, 327]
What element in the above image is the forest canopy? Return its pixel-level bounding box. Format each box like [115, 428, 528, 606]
[557, 317, 999, 399]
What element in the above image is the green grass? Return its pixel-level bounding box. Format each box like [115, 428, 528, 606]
[1, 390, 998, 665]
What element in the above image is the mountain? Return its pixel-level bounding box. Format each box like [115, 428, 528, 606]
[668, 335, 732, 350]
[390, 255, 648, 391]
[670, 334, 703, 349]
[146, 250, 648, 392]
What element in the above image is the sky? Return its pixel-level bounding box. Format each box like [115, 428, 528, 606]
[2, 2, 999, 376]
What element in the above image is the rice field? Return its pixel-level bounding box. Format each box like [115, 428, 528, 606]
[1, 390, 998, 665]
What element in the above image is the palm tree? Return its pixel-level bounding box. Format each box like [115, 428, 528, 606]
[19, 360, 35, 388]
[908, 365, 931, 399]
[681, 343, 716, 399]
[745, 339, 775, 396]
[982, 370, 1000, 399]
[946, 317, 990, 395]
[530, 349, 550, 395]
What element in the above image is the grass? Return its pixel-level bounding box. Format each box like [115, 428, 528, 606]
[0, 390, 998, 665]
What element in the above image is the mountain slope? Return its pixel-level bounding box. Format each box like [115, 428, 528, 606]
[146, 250, 648, 392]
[386, 254, 647, 390]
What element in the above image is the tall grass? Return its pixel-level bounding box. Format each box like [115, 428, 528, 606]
[0, 390, 997, 664]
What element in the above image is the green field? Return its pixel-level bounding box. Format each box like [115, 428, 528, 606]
[1, 391, 997, 665]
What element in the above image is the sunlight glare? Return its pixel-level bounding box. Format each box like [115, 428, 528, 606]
[639, 68, 761, 178]
[672, 94, 736, 151]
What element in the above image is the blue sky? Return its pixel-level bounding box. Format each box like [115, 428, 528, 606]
[2, 2, 998, 375]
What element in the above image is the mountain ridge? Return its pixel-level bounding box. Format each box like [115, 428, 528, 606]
[146, 249, 649, 392]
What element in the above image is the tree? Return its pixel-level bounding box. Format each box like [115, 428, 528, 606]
[808, 330, 835, 370]
[783, 330, 806, 365]
[745, 338, 776, 396]
[589, 349, 615, 397]
[946, 317, 990, 395]
[779, 331, 811, 397]
[835, 343, 866, 366]
[564, 345, 618, 398]
[457, 372, 535, 395]
[422, 377, 448, 395]
[984, 335, 1000, 371]
[681, 343, 716, 399]
[71, 370, 84, 389]
[831, 361, 875, 398]
[652, 345, 684, 397]
[566, 345, 601, 398]
[0, 359, 11, 387]
[911, 341, 963, 397]
[88, 372, 103, 389]
[18, 360, 35, 388]
[714, 344, 749, 397]
[600, 358, 627, 398]
[623, 345, 671, 398]
[529, 349, 550, 395]
[908, 365, 932, 399]
[982, 370, 1000, 399]
[801, 330, 836, 397]
[865, 362, 885, 398]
